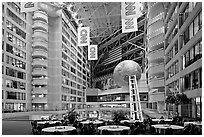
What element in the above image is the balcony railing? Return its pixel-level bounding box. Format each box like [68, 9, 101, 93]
[33, 11, 48, 23]
[32, 68, 48, 76]
[32, 59, 48, 67]
[32, 78, 48, 85]
[32, 49, 48, 58]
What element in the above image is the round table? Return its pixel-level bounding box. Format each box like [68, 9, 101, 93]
[152, 124, 184, 135]
[184, 121, 202, 127]
[152, 119, 173, 123]
[80, 120, 103, 125]
[37, 121, 61, 126]
[120, 119, 140, 124]
[42, 126, 76, 135]
[98, 125, 130, 135]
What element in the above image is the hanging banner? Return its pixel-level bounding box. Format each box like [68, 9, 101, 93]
[122, 17, 138, 33]
[21, 2, 38, 12]
[88, 45, 98, 60]
[78, 27, 90, 46]
[121, 2, 141, 19]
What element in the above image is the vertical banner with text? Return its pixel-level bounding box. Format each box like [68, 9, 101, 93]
[78, 27, 90, 46]
[121, 2, 141, 33]
[21, 2, 38, 12]
[88, 45, 98, 60]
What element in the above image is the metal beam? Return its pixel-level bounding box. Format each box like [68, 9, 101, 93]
[126, 41, 145, 51]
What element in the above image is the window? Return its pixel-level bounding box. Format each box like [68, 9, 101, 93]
[183, 68, 202, 91]
[174, 41, 178, 54]
[194, 15, 199, 35]
[184, 27, 189, 45]
[7, 9, 26, 28]
[192, 70, 199, 89]
[6, 55, 26, 69]
[6, 67, 26, 80]
[6, 79, 26, 90]
[71, 67, 76, 74]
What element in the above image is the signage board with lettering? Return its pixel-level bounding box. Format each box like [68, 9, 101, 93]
[121, 2, 141, 33]
[77, 27, 90, 46]
[88, 45, 98, 60]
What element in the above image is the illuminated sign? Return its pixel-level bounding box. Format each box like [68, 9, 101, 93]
[77, 27, 90, 46]
[88, 45, 98, 60]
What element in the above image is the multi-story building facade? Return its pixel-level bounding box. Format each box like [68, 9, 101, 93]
[146, 2, 166, 113]
[2, 2, 33, 112]
[164, 2, 202, 119]
[146, 2, 202, 119]
[88, 14, 148, 118]
[2, 2, 90, 114]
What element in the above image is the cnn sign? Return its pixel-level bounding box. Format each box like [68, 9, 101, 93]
[121, 2, 141, 33]
[77, 27, 90, 46]
[88, 45, 98, 60]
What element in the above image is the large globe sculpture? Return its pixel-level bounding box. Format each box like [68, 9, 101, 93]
[113, 60, 142, 87]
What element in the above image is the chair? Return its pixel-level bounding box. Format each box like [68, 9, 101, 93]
[44, 122, 50, 128]
[53, 131, 62, 135]
[133, 127, 140, 135]
[35, 126, 42, 135]
[165, 128, 173, 135]
[102, 129, 110, 135]
[149, 126, 156, 135]
[159, 120, 166, 124]
[70, 129, 78, 135]
[124, 121, 129, 127]
[121, 130, 129, 135]
[54, 122, 61, 126]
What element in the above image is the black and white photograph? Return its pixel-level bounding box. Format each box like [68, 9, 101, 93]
[1, 1, 202, 135]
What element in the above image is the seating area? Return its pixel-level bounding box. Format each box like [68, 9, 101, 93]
[30, 115, 202, 135]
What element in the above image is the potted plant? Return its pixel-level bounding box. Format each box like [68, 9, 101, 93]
[112, 110, 128, 125]
[67, 110, 79, 124]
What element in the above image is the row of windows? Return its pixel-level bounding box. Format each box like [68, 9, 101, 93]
[62, 33, 88, 69]
[62, 95, 82, 102]
[62, 86, 84, 96]
[7, 2, 27, 19]
[182, 67, 202, 91]
[6, 32, 26, 49]
[62, 68, 85, 86]
[166, 11, 202, 64]
[32, 94, 46, 98]
[182, 40, 202, 69]
[6, 55, 26, 70]
[6, 67, 26, 80]
[166, 60, 179, 80]
[166, 40, 178, 63]
[6, 20, 26, 39]
[180, 11, 202, 49]
[6, 43, 26, 59]
[62, 60, 70, 70]
[167, 79, 179, 95]
[6, 79, 26, 90]
[7, 9, 26, 29]
[6, 91, 26, 100]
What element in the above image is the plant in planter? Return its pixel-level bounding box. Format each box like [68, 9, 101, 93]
[112, 110, 128, 125]
[165, 93, 190, 117]
[67, 110, 79, 124]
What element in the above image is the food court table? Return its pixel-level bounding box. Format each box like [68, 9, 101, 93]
[98, 125, 130, 135]
[152, 119, 173, 123]
[80, 120, 103, 125]
[120, 119, 140, 124]
[37, 121, 61, 126]
[42, 126, 76, 135]
[152, 124, 184, 134]
[184, 121, 202, 127]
